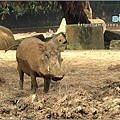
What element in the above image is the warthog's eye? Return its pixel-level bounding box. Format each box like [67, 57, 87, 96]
[44, 52, 50, 59]
[59, 39, 62, 42]
[41, 52, 50, 61]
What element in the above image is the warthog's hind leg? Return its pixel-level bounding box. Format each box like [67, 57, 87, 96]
[17, 66, 24, 90]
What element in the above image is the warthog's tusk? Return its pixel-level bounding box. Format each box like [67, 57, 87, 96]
[47, 66, 50, 72]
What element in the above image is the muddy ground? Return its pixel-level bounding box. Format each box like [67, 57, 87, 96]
[0, 49, 120, 119]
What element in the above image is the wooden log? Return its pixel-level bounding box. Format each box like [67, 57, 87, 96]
[12, 32, 68, 51]
[14, 34, 46, 50]
[66, 24, 104, 50]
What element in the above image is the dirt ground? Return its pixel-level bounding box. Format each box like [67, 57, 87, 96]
[0, 48, 120, 119]
[0, 31, 119, 119]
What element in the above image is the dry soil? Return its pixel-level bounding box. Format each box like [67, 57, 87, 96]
[0, 49, 120, 119]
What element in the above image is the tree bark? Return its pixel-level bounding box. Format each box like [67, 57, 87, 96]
[59, 1, 92, 24]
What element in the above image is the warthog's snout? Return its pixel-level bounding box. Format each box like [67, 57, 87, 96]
[47, 63, 65, 81]
[52, 75, 64, 81]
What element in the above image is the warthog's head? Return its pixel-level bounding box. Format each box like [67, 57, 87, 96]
[38, 42, 65, 81]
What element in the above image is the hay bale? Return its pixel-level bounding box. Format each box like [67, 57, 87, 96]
[0, 26, 15, 50]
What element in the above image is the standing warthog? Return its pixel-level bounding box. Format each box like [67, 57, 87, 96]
[16, 37, 65, 93]
[0, 26, 15, 50]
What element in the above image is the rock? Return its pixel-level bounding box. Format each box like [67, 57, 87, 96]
[57, 95, 67, 103]
[74, 98, 81, 104]
[16, 99, 28, 112]
[90, 107, 98, 115]
[75, 106, 82, 113]
[31, 94, 38, 103]
[0, 107, 10, 114]
[110, 40, 120, 50]
[66, 24, 104, 50]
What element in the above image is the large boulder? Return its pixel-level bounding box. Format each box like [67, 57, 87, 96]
[0, 26, 15, 50]
[66, 24, 104, 50]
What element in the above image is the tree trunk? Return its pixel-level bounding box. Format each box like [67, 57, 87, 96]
[59, 1, 92, 24]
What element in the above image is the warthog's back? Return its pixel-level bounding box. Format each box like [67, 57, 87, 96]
[17, 37, 44, 58]
[16, 37, 44, 72]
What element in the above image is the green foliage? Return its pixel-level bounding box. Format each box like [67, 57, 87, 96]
[0, 1, 62, 18]
[0, 7, 10, 15]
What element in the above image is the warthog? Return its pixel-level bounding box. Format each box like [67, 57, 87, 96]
[0, 26, 15, 50]
[16, 37, 65, 93]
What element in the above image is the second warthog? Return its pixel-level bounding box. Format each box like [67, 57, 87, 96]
[0, 26, 15, 50]
[16, 37, 65, 93]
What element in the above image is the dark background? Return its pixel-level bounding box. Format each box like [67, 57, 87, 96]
[0, 1, 120, 29]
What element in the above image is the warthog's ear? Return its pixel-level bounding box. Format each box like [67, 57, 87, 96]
[38, 43, 45, 51]
[58, 41, 68, 52]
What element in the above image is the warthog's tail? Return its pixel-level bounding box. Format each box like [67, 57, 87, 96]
[5, 44, 19, 53]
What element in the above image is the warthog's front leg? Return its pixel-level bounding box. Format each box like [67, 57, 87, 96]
[44, 77, 51, 93]
[30, 73, 38, 93]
